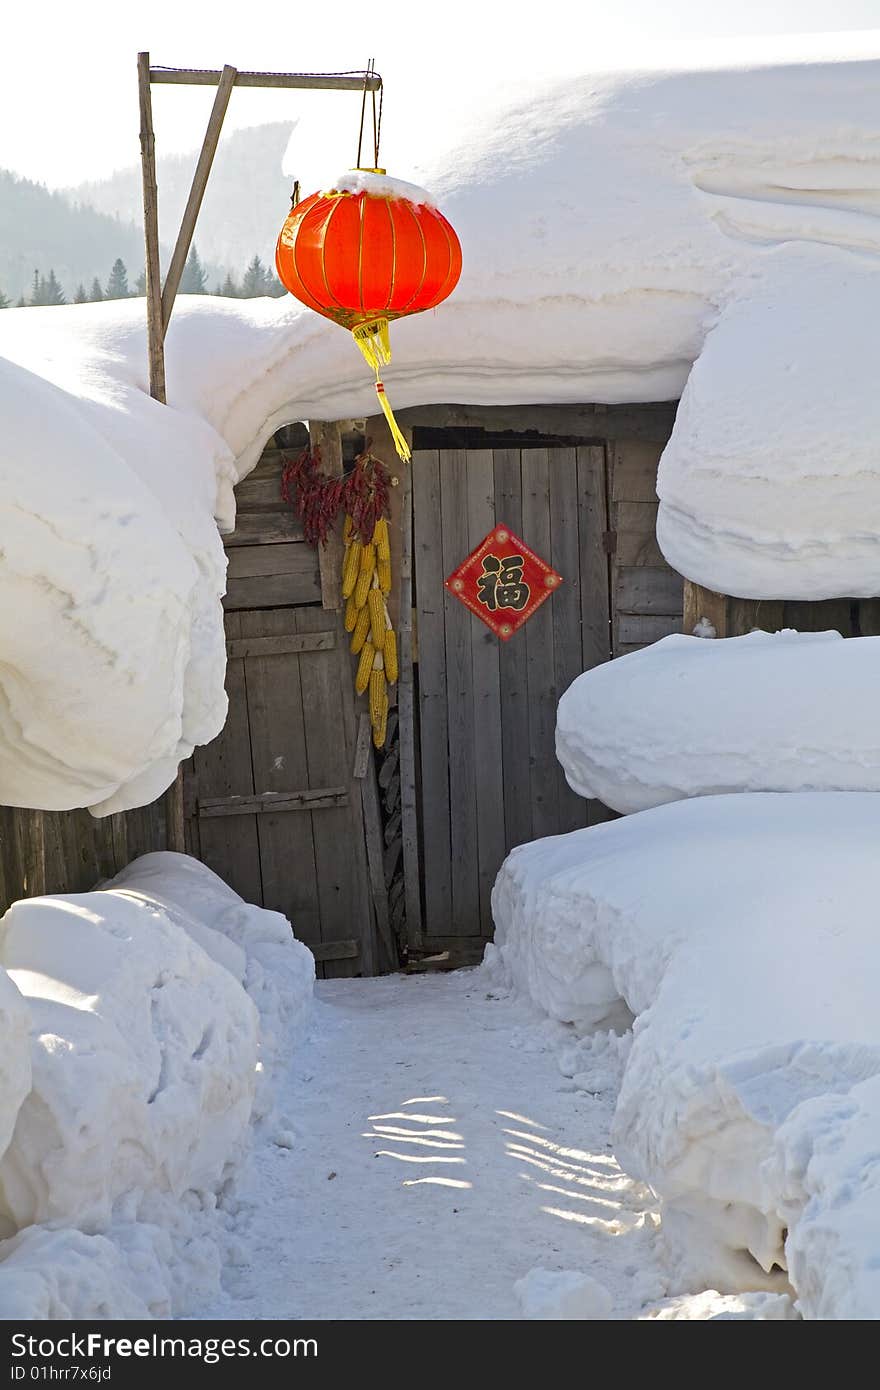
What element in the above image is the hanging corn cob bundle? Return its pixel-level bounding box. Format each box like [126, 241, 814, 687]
[281, 441, 398, 749]
[342, 451, 397, 748]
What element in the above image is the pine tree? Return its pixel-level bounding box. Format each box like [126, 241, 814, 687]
[0, 287, 9, 309]
[44, 269, 66, 305]
[105, 258, 129, 299]
[241, 254, 271, 298]
[89, 277, 104, 302]
[264, 268, 287, 298]
[180, 245, 208, 294]
[134, 271, 146, 296]
[30, 268, 42, 305]
[220, 270, 240, 298]
[73, 283, 88, 304]
[16, 295, 26, 308]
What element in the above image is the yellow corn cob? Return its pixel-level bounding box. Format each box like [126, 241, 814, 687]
[373, 516, 390, 562]
[354, 564, 373, 609]
[344, 592, 358, 632]
[350, 603, 371, 654]
[343, 514, 354, 545]
[342, 539, 362, 597]
[383, 627, 398, 684]
[355, 641, 374, 695]
[368, 588, 386, 648]
[377, 557, 392, 594]
[360, 542, 376, 574]
[369, 651, 387, 729]
[372, 698, 388, 748]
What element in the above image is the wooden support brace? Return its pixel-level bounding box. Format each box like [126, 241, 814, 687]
[162, 64, 237, 331]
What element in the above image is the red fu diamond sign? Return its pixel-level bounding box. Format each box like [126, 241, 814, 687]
[445, 525, 563, 641]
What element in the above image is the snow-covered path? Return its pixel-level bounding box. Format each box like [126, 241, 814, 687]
[195, 968, 668, 1321]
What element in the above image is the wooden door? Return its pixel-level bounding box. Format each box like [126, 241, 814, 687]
[411, 437, 682, 951]
[185, 444, 375, 979]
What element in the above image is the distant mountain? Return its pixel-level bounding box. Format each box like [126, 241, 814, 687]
[68, 122, 296, 282]
[0, 170, 146, 302]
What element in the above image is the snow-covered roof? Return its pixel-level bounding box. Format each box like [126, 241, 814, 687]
[2, 46, 880, 812]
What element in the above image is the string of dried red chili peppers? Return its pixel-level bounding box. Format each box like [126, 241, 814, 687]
[280, 443, 391, 545]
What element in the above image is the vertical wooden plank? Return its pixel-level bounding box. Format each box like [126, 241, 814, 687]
[728, 598, 785, 636]
[683, 582, 729, 637]
[237, 609, 322, 960]
[192, 611, 263, 907]
[309, 421, 345, 610]
[521, 449, 559, 841]
[441, 449, 480, 936]
[549, 447, 589, 835]
[412, 450, 453, 939]
[494, 449, 533, 854]
[466, 450, 505, 938]
[576, 446, 612, 673]
[295, 606, 372, 978]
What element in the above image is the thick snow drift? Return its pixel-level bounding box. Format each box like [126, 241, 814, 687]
[557, 629, 880, 814]
[0, 854, 314, 1319]
[490, 793, 880, 1314]
[657, 246, 880, 598]
[2, 48, 880, 812]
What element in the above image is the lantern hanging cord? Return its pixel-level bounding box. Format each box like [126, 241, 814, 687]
[356, 57, 383, 170]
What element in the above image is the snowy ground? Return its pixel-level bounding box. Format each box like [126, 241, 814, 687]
[191, 969, 791, 1321]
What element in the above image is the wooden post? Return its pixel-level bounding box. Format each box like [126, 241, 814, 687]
[397, 448, 423, 952]
[138, 52, 166, 405]
[161, 64, 237, 331]
[683, 580, 729, 638]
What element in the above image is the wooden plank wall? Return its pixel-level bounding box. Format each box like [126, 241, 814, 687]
[609, 439, 683, 656]
[0, 800, 164, 917]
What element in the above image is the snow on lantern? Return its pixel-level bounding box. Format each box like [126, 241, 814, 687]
[276, 168, 462, 461]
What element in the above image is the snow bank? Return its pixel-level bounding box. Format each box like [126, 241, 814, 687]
[0, 854, 313, 1318]
[557, 630, 880, 814]
[490, 793, 880, 1312]
[106, 852, 315, 1117]
[3, 49, 880, 813]
[0, 888, 259, 1232]
[657, 245, 880, 598]
[515, 1267, 613, 1320]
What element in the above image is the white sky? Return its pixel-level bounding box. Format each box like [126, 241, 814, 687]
[3, 0, 880, 187]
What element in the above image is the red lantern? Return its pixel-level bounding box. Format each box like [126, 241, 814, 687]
[276, 169, 462, 460]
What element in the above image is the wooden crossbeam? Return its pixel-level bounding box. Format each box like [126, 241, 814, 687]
[198, 786, 349, 818]
[150, 67, 381, 91]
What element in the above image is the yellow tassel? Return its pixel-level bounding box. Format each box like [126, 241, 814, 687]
[352, 318, 392, 371]
[374, 379, 411, 462]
